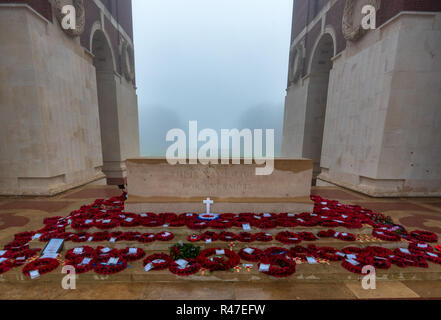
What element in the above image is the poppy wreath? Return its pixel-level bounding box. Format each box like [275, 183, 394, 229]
[258, 256, 296, 278]
[276, 231, 302, 244]
[208, 220, 233, 229]
[343, 220, 363, 229]
[232, 216, 253, 227]
[218, 232, 237, 242]
[14, 231, 36, 242]
[71, 219, 94, 230]
[393, 248, 426, 261]
[95, 247, 121, 263]
[186, 220, 208, 230]
[390, 255, 428, 268]
[138, 233, 156, 243]
[94, 256, 128, 275]
[159, 213, 178, 223]
[316, 247, 344, 261]
[341, 259, 366, 274]
[43, 216, 63, 225]
[288, 245, 318, 259]
[390, 255, 407, 268]
[94, 219, 119, 229]
[66, 256, 95, 274]
[4, 240, 29, 251]
[65, 246, 96, 261]
[119, 232, 142, 241]
[237, 232, 255, 243]
[403, 257, 429, 268]
[10, 248, 41, 266]
[37, 225, 65, 234]
[187, 234, 201, 242]
[254, 232, 273, 242]
[297, 218, 319, 227]
[409, 242, 434, 256]
[109, 231, 125, 242]
[200, 231, 218, 242]
[219, 213, 236, 220]
[341, 247, 362, 255]
[143, 253, 173, 270]
[276, 218, 299, 228]
[22, 258, 60, 277]
[140, 218, 164, 228]
[318, 230, 336, 238]
[169, 259, 201, 276]
[424, 252, 441, 264]
[179, 212, 198, 221]
[320, 220, 340, 228]
[335, 232, 356, 242]
[372, 229, 401, 242]
[253, 219, 277, 229]
[298, 232, 317, 241]
[40, 232, 72, 242]
[0, 259, 13, 274]
[365, 246, 394, 258]
[264, 247, 289, 259]
[196, 248, 240, 271]
[169, 218, 186, 227]
[119, 216, 140, 227]
[370, 256, 391, 269]
[119, 247, 146, 261]
[410, 230, 438, 243]
[71, 232, 90, 243]
[90, 232, 110, 242]
[238, 247, 264, 262]
[155, 231, 175, 241]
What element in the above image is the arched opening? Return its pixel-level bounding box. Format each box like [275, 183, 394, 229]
[304, 33, 334, 182]
[92, 30, 121, 184]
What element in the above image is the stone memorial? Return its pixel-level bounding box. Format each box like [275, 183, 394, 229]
[124, 158, 314, 213]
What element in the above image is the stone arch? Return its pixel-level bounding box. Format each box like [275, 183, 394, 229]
[89, 21, 117, 73]
[308, 28, 337, 75]
[303, 32, 335, 180]
[91, 27, 122, 184]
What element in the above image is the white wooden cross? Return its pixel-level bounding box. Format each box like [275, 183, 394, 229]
[203, 197, 214, 214]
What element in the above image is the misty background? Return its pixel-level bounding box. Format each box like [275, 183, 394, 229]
[132, 0, 293, 157]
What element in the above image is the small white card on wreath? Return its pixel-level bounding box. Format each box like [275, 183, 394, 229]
[175, 259, 189, 268]
[73, 248, 83, 255]
[144, 263, 154, 272]
[243, 248, 254, 255]
[129, 248, 138, 255]
[216, 249, 225, 255]
[29, 270, 40, 279]
[242, 224, 251, 231]
[306, 257, 317, 264]
[259, 264, 270, 272]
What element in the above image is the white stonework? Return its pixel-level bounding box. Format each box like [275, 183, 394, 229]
[0, 5, 140, 195]
[283, 11, 441, 197]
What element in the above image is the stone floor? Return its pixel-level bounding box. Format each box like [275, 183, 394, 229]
[0, 184, 440, 300]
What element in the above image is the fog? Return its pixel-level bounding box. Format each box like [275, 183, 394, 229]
[133, 0, 293, 157]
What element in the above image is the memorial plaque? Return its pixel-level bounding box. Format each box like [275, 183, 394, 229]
[125, 158, 314, 213]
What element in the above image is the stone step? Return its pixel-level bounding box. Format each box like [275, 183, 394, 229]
[28, 237, 409, 252]
[2, 259, 441, 283]
[65, 225, 376, 235]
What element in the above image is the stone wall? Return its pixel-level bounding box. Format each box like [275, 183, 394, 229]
[283, 1, 441, 196]
[0, 7, 103, 195]
[0, 1, 140, 195]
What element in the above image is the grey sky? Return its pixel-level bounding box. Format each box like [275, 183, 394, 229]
[133, 0, 293, 156]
